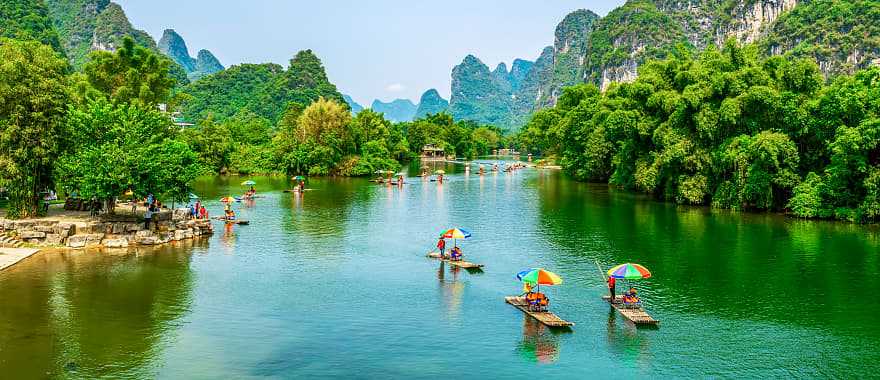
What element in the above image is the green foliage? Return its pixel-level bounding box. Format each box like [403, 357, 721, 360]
[264, 98, 402, 176]
[585, 0, 691, 85]
[180, 50, 344, 124]
[403, 112, 506, 160]
[81, 37, 175, 106]
[521, 41, 880, 222]
[56, 99, 200, 205]
[0, 39, 70, 218]
[760, 0, 880, 76]
[179, 115, 233, 174]
[0, 0, 64, 54]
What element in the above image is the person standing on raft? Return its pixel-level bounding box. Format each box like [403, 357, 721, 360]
[607, 276, 616, 303]
[437, 238, 446, 259]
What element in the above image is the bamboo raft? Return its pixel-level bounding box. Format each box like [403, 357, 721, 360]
[504, 296, 573, 328]
[602, 295, 659, 326]
[212, 217, 250, 225]
[426, 252, 484, 269]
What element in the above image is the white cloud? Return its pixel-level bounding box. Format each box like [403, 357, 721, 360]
[385, 83, 406, 92]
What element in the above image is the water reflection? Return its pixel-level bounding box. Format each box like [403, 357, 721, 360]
[516, 316, 561, 364]
[437, 262, 465, 320]
[0, 243, 200, 378]
[605, 308, 652, 365]
[535, 177, 880, 331]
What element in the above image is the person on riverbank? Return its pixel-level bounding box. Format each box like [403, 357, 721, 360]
[199, 205, 208, 220]
[144, 204, 153, 230]
[437, 238, 446, 259]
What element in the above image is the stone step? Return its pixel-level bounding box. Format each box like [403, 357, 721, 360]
[0, 234, 23, 248]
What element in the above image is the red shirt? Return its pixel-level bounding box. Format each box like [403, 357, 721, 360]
[437, 240, 445, 249]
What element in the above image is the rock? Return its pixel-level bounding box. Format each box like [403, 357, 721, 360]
[45, 234, 64, 245]
[67, 235, 88, 248]
[126, 223, 142, 232]
[135, 230, 153, 238]
[112, 223, 126, 234]
[156, 232, 174, 244]
[103, 238, 129, 248]
[174, 230, 186, 241]
[74, 222, 91, 234]
[136, 237, 157, 245]
[173, 208, 191, 220]
[85, 234, 104, 246]
[54, 223, 74, 237]
[15, 221, 34, 231]
[20, 231, 46, 239]
[34, 225, 56, 233]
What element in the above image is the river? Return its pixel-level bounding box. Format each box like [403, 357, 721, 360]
[1, 162, 878, 378]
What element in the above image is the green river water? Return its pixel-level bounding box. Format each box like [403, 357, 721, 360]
[1, 162, 879, 378]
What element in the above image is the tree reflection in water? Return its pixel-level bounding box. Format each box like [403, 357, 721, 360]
[0, 242, 201, 378]
[516, 315, 561, 364]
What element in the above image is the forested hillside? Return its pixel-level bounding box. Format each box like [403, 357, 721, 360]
[0, 0, 64, 54]
[517, 41, 880, 222]
[179, 50, 345, 124]
[451, 0, 880, 131]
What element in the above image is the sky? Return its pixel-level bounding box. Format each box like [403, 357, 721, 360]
[116, 1, 626, 107]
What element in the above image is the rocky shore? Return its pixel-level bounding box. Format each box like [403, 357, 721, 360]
[0, 209, 213, 249]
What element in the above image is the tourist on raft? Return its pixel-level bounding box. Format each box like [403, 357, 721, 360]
[224, 203, 236, 221]
[623, 287, 640, 307]
[449, 246, 463, 261]
[607, 276, 616, 303]
[526, 291, 549, 312]
[437, 238, 446, 258]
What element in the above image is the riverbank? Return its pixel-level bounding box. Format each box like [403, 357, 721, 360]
[0, 248, 41, 271]
[0, 203, 213, 250]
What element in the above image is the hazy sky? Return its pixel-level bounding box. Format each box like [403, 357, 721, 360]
[116, 1, 625, 106]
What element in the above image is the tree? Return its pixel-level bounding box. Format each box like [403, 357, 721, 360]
[81, 36, 174, 106]
[56, 100, 200, 212]
[0, 39, 69, 218]
[180, 115, 233, 174]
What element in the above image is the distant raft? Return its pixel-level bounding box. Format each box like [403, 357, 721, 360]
[212, 217, 249, 225]
[426, 252, 484, 269]
[505, 296, 573, 328]
[602, 295, 659, 326]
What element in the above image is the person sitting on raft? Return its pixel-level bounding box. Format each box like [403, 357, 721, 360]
[449, 246, 463, 261]
[623, 287, 641, 307]
[527, 292, 549, 312]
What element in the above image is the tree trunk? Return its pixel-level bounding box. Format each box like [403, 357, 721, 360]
[106, 197, 116, 215]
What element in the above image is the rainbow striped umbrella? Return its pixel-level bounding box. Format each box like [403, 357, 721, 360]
[517, 268, 563, 286]
[440, 228, 471, 239]
[607, 263, 651, 280]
